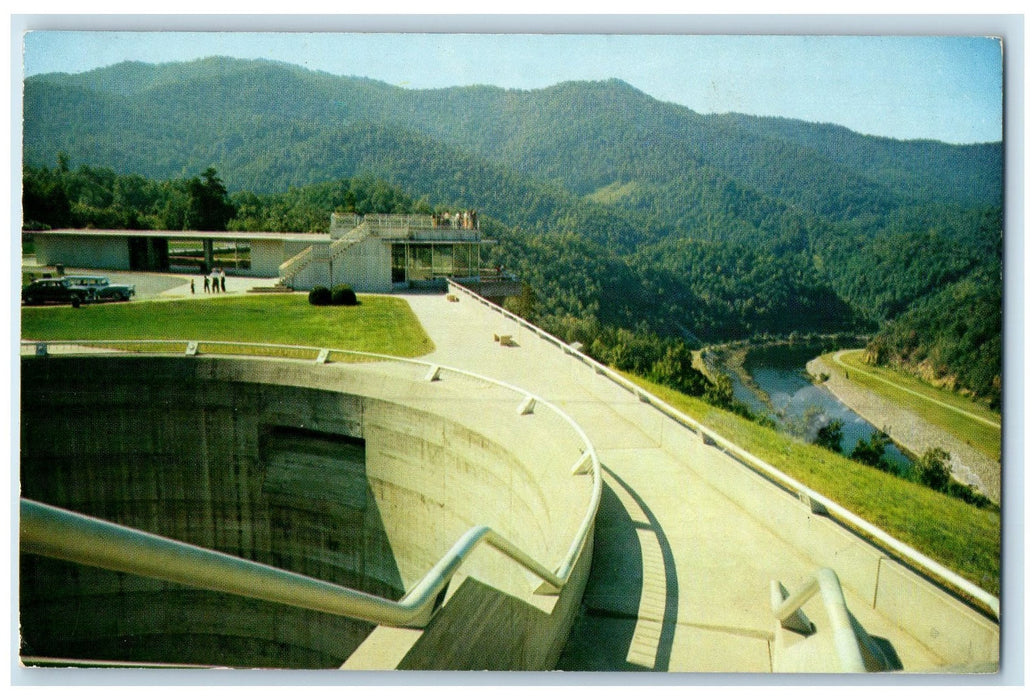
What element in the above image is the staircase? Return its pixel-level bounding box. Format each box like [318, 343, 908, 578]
[277, 245, 316, 289]
[277, 222, 371, 290]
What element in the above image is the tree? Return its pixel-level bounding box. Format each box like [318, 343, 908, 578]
[506, 283, 537, 320]
[22, 166, 71, 228]
[850, 431, 895, 473]
[814, 418, 844, 453]
[185, 167, 236, 231]
[916, 447, 952, 492]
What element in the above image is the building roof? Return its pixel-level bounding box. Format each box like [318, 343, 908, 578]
[30, 229, 330, 243]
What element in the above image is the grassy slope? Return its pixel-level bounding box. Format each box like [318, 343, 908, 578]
[830, 349, 1001, 461]
[20, 294, 435, 357]
[622, 371, 1000, 597]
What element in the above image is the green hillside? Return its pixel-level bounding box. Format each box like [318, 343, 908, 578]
[22, 57, 1003, 403]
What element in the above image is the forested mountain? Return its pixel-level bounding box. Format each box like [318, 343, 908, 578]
[22, 57, 1004, 404]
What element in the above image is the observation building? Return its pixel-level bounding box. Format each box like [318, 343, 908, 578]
[28, 212, 511, 294]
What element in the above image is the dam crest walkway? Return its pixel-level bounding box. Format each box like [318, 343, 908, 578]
[401, 289, 988, 673]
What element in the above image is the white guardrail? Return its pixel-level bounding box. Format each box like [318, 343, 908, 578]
[20, 340, 602, 629]
[277, 245, 315, 287]
[445, 279, 1000, 621]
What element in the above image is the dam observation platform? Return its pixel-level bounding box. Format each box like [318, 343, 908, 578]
[405, 281, 1000, 673]
[18, 283, 999, 674]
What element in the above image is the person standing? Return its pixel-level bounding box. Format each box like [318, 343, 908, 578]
[190, 279, 195, 294]
[203, 275, 210, 293]
[220, 269, 226, 293]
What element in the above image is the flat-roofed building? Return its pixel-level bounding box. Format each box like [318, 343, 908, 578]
[28, 213, 509, 294]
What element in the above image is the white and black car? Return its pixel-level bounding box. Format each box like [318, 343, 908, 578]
[63, 275, 136, 302]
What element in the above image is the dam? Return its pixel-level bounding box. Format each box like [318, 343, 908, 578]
[18, 282, 999, 673]
[20, 350, 598, 669]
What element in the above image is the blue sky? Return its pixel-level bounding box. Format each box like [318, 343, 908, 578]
[22, 30, 1004, 144]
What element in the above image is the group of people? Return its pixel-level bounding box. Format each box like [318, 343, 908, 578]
[433, 210, 478, 230]
[191, 267, 227, 294]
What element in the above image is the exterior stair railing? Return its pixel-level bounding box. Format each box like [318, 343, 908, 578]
[19, 340, 601, 631]
[329, 221, 372, 262]
[277, 245, 315, 288]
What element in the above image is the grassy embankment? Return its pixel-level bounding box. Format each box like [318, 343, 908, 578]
[20, 294, 435, 360]
[621, 370, 1000, 598]
[827, 349, 1001, 461]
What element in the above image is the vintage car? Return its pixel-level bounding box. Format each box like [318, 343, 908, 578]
[21, 278, 86, 306]
[63, 275, 136, 302]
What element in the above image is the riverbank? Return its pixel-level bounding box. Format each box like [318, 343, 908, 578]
[807, 352, 1000, 503]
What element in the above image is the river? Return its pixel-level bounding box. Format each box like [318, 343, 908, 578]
[722, 343, 913, 475]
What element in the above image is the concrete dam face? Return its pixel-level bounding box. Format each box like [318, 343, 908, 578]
[20, 355, 597, 670]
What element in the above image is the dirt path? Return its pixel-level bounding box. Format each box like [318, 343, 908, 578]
[829, 351, 1000, 429]
[807, 355, 1001, 503]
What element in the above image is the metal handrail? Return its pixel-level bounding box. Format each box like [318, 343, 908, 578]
[329, 222, 371, 260]
[771, 568, 866, 673]
[277, 245, 314, 285]
[445, 279, 1001, 621]
[21, 501, 561, 628]
[19, 340, 601, 628]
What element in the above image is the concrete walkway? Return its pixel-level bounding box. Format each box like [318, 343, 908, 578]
[400, 293, 951, 673]
[157, 272, 283, 298]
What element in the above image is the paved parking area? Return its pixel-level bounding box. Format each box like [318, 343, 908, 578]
[22, 259, 281, 301]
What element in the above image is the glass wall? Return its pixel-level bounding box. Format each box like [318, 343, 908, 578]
[393, 243, 480, 282]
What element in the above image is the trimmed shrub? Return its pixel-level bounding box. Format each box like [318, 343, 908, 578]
[308, 286, 332, 306]
[331, 284, 358, 306]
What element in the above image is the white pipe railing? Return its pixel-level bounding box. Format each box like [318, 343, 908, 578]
[771, 568, 867, 673]
[445, 279, 1001, 621]
[19, 341, 601, 629]
[277, 245, 314, 286]
[21, 501, 561, 628]
[329, 222, 371, 261]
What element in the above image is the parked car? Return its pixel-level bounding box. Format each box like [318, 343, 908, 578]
[21, 278, 86, 306]
[64, 275, 136, 302]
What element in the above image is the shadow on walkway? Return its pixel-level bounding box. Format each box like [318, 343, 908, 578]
[556, 464, 679, 671]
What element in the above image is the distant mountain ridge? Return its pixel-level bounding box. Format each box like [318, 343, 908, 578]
[22, 56, 1003, 402]
[24, 56, 1001, 209]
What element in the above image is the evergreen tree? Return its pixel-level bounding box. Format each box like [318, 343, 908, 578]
[185, 167, 236, 231]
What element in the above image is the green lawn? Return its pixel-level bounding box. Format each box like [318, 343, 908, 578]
[622, 371, 1001, 598]
[829, 350, 1001, 461]
[21, 294, 435, 358]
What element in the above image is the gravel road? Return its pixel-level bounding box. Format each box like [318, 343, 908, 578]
[807, 354, 1001, 503]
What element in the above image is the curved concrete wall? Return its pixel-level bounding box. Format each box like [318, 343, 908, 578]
[20, 355, 595, 669]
